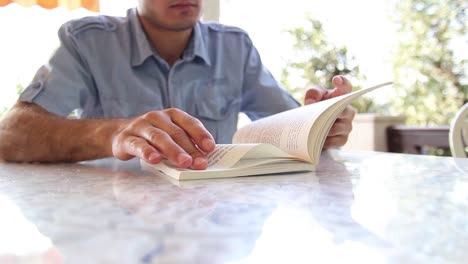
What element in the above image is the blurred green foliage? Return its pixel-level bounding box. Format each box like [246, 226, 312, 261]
[391, 0, 467, 125]
[280, 18, 386, 113]
[16, 83, 25, 95]
[281, 0, 467, 124]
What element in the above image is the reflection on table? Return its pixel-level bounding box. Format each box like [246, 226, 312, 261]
[0, 150, 467, 263]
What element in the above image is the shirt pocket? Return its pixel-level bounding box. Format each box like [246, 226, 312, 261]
[195, 77, 241, 143]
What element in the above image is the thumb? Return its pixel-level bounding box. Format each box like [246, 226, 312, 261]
[325, 76, 353, 99]
[304, 86, 328, 105]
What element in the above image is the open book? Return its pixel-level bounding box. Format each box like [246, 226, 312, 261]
[141, 82, 392, 180]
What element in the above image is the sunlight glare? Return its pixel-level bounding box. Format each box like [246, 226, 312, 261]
[226, 206, 385, 264]
[0, 194, 57, 258]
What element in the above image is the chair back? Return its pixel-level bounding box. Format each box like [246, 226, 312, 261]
[449, 103, 468, 158]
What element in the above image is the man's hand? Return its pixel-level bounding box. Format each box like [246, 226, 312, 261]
[304, 75, 356, 148]
[112, 108, 215, 170]
[0, 103, 215, 167]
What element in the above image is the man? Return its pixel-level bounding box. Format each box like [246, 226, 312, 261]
[0, 0, 355, 170]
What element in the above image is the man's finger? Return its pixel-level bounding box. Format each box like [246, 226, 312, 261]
[324, 135, 349, 149]
[326, 75, 353, 99]
[168, 108, 216, 153]
[337, 105, 356, 121]
[327, 120, 353, 137]
[139, 126, 197, 169]
[142, 109, 212, 170]
[118, 136, 162, 163]
[152, 121, 209, 170]
[304, 86, 328, 105]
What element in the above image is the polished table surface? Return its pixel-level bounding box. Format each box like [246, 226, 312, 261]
[0, 150, 467, 263]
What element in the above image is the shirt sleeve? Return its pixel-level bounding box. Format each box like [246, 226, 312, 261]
[18, 23, 95, 117]
[240, 36, 300, 121]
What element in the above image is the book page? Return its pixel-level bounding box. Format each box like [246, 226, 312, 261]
[140, 143, 300, 180]
[233, 107, 317, 162]
[143, 143, 292, 172]
[206, 144, 258, 169]
[304, 82, 392, 161]
[175, 143, 295, 169]
[233, 82, 393, 163]
[140, 144, 257, 180]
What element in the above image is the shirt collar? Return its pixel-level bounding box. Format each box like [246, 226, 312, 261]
[129, 8, 211, 67]
[183, 22, 211, 65]
[129, 8, 154, 67]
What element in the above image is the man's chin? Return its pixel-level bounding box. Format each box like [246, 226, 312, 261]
[165, 21, 198, 32]
[172, 23, 197, 31]
[144, 15, 199, 32]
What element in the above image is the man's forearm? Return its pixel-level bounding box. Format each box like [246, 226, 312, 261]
[0, 102, 126, 162]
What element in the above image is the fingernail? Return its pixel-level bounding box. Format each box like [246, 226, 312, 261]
[148, 152, 161, 162]
[202, 138, 215, 150]
[192, 157, 208, 169]
[305, 99, 315, 105]
[335, 76, 343, 84]
[177, 153, 192, 166]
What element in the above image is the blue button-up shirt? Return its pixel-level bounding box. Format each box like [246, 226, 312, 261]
[19, 8, 299, 143]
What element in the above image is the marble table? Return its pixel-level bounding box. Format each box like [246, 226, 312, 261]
[0, 150, 467, 264]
